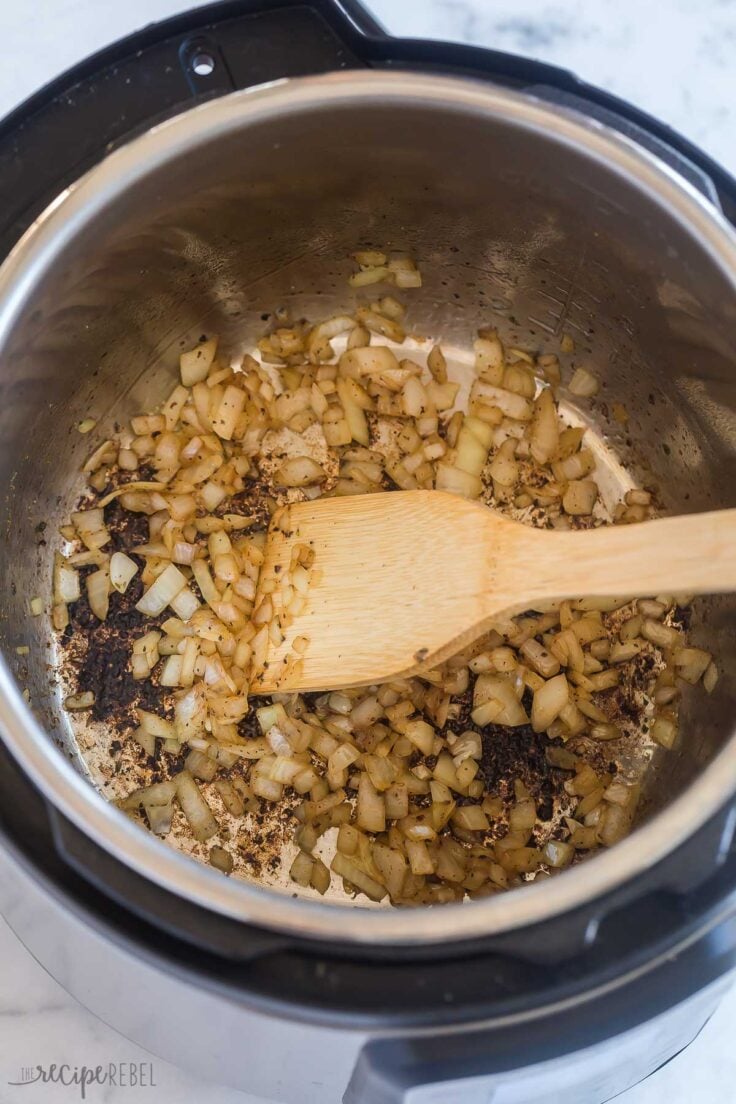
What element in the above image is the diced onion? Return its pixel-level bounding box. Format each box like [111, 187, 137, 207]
[273, 456, 325, 488]
[54, 555, 81, 603]
[87, 567, 111, 621]
[543, 840, 574, 867]
[169, 586, 200, 622]
[387, 257, 422, 288]
[563, 480, 598, 516]
[63, 691, 95, 711]
[174, 684, 207, 742]
[704, 662, 719, 694]
[110, 551, 138, 594]
[530, 387, 559, 464]
[331, 852, 387, 901]
[180, 338, 217, 386]
[131, 727, 156, 758]
[136, 563, 187, 616]
[339, 345, 399, 379]
[145, 801, 173, 836]
[435, 463, 482, 499]
[349, 265, 390, 287]
[473, 674, 528, 727]
[121, 778, 178, 811]
[471, 381, 532, 421]
[531, 673, 569, 733]
[651, 715, 677, 749]
[138, 709, 175, 739]
[569, 367, 599, 397]
[175, 771, 219, 841]
[160, 654, 183, 687]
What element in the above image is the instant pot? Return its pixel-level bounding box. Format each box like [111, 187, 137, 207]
[1, 2, 736, 1101]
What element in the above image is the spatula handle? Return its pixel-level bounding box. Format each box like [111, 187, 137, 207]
[524, 508, 736, 604]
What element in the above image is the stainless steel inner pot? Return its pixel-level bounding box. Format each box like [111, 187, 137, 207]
[0, 72, 735, 944]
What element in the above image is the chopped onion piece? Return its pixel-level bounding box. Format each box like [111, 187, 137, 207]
[530, 387, 559, 464]
[543, 840, 574, 868]
[109, 551, 138, 594]
[145, 801, 174, 836]
[82, 440, 115, 473]
[54, 554, 81, 603]
[290, 850, 314, 887]
[138, 710, 175, 739]
[353, 250, 386, 267]
[180, 338, 218, 386]
[175, 771, 218, 841]
[169, 585, 200, 622]
[349, 265, 390, 287]
[471, 381, 532, 421]
[273, 456, 325, 487]
[563, 480, 598, 516]
[473, 674, 528, 727]
[569, 367, 599, 397]
[651, 715, 677, 749]
[87, 566, 111, 621]
[387, 256, 422, 288]
[211, 384, 246, 441]
[174, 683, 207, 743]
[673, 646, 711, 685]
[191, 559, 221, 607]
[136, 563, 187, 616]
[339, 344, 399, 379]
[331, 852, 387, 901]
[131, 727, 156, 758]
[252, 776, 283, 801]
[531, 673, 569, 733]
[452, 805, 489, 831]
[435, 463, 482, 499]
[63, 691, 95, 711]
[703, 661, 719, 694]
[96, 481, 166, 508]
[185, 748, 218, 782]
[160, 654, 183, 687]
[357, 773, 385, 832]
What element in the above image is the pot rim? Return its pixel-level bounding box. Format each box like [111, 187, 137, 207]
[1, 70, 735, 945]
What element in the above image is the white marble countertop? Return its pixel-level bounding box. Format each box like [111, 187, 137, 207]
[1, 1, 735, 1102]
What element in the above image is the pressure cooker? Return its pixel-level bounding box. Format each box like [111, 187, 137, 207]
[0, 1, 735, 1101]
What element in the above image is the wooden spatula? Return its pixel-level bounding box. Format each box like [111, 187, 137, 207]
[252, 490, 736, 694]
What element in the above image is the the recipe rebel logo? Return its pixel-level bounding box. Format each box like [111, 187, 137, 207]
[7, 1062, 157, 1098]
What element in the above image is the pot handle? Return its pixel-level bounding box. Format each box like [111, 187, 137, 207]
[176, 0, 387, 99]
[343, 941, 734, 1104]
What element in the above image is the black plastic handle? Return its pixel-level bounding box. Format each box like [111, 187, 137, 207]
[344, 905, 736, 1104]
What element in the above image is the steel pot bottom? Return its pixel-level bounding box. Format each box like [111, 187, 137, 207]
[0, 73, 734, 944]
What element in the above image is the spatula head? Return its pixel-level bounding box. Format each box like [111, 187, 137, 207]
[251, 490, 512, 693]
[252, 491, 736, 693]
